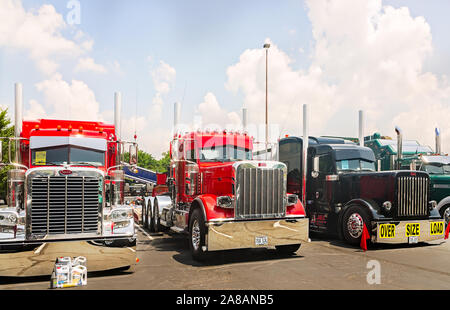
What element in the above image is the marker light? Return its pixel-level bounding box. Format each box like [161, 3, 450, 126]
[79, 126, 83, 133]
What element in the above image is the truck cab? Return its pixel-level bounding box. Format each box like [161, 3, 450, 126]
[365, 132, 450, 226]
[152, 130, 309, 260]
[0, 86, 138, 276]
[279, 136, 445, 247]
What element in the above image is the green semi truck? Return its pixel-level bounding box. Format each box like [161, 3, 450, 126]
[364, 128, 450, 226]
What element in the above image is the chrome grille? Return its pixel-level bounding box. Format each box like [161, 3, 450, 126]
[396, 175, 429, 217]
[235, 167, 285, 220]
[31, 176, 100, 235]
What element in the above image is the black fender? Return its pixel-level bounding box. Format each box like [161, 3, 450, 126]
[337, 199, 383, 239]
[189, 198, 208, 224]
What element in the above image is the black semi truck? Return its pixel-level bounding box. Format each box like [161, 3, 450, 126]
[278, 136, 445, 247]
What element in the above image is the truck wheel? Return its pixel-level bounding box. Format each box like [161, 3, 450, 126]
[142, 200, 147, 228]
[440, 205, 450, 227]
[275, 244, 301, 255]
[152, 199, 166, 232]
[189, 208, 208, 261]
[342, 205, 371, 246]
[148, 200, 155, 232]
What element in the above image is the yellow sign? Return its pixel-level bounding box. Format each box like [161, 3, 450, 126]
[35, 151, 46, 165]
[430, 221, 444, 235]
[379, 223, 396, 238]
[405, 223, 420, 237]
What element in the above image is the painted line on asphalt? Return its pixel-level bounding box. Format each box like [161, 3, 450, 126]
[34, 243, 47, 254]
[137, 225, 154, 240]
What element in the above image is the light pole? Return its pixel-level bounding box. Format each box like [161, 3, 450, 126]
[263, 43, 270, 159]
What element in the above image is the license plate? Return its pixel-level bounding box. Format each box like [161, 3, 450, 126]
[405, 223, 420, 237]
[255, 236, 268, 246]
[430, 221, 445, 235]
[408, 236, 419, 244]
[379, 223, 396, 238]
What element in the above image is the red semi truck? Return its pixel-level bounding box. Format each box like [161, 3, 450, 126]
[0, 84, 139, 276]
[148, 128, 309, 260]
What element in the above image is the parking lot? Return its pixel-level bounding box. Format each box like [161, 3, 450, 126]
[0, 224, 449, 290]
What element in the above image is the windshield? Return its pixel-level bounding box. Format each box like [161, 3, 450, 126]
[421, 163, 450, 175]
[336, 159, 376, 172]
[31, 145, 105, 167]
[198, 145, 252, 162]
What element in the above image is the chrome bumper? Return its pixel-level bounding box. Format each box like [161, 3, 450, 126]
[371, 219, 445, 244]
[206, 217, 309, 251]
[0, 236, 137, 277]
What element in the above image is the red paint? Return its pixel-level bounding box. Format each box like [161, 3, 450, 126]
[19, 119, 118, 173]
[170, 131, 306, 220]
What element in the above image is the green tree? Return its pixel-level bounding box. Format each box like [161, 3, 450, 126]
[0, 108, 15, 200]
[123, 150, 170, 173]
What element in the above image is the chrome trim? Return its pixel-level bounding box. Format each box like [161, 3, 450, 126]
[233, 161, 287, 220]
[397, 175, 428, 217]
[207, 218, 309, 251]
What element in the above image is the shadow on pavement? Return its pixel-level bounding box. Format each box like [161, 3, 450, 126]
[145, 230, 304, 267]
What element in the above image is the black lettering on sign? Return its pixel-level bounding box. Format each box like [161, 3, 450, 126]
[430, 222, 444, 235]
[379, 224, 395, 238]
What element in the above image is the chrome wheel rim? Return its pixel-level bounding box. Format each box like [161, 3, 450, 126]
[444, 207, 450, 226]
[347, 213, 364, 238]
[191, 220, 201, 251]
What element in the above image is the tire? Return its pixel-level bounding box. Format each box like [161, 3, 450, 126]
[142, 200, 147, 228]
[440, 205, 450, 227]
[341, 205, 371, 246]
[148, 200, 155, 232]
[275, 244, 301, 255]
[189, 208, 208, 261]
[152, 199, 166, 232]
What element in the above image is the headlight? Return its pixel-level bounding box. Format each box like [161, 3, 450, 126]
[429, 200, 437, 211]
[287, 194, 298, 206]
[382, 201, 392, 211]
[0, 211, 18, 226]
[216, 196, 233, 209]
[105, 208, 133, 222]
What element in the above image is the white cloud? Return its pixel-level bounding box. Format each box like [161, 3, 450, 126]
[75, 57, 107, 74]
[29, 73, 102, 121]
[151, 60, 176, 94]
[0, 0, 83, 75]
[225, 0, 450, 153]
[195, 92, 241, 130]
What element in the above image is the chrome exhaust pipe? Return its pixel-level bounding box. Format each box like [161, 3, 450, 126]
[358, 110, 364, 147]
[174, 102, 180, 136]
[114, 92, 122, 141]
[435, 127, 441, 155]
[302, 104, 309, 206]
[14, 83, 23, 163]
[242, 107, 247, 132]
[395, 126, 403, 169]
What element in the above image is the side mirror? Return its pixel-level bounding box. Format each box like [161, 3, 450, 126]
[129, 144, 138, 165]
[313, 156, 319, 172]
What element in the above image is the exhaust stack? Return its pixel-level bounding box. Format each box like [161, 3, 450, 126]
[114, 92, 122, 141]
[435, 128, 441, 155]
[174, 102, 180, 135]
[358, 110, 364, 147]
[242, 107, 247, 132]
[302, 104, 309, 206]
[14, 83, 23, 163]
[395, 126, 403, 169]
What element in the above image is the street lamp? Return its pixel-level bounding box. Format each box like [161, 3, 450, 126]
[263, 43, 270, 159]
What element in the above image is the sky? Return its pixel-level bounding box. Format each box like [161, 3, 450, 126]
[0, 0, 450, 158]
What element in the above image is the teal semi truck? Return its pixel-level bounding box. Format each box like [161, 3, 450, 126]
[364, 128, 450, 226]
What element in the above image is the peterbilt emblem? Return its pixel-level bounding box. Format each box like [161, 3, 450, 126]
[59, 170, 73, 175]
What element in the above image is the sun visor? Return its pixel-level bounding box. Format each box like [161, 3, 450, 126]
[334, 148, 375, 162]
[30, 136, 107, 151]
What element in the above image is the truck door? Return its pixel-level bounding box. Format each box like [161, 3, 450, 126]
[309, 152, 334, 231]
